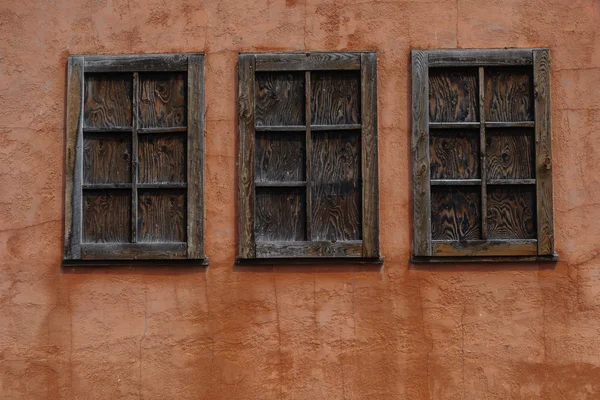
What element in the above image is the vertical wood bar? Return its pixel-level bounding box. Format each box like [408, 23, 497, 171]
[411, 50, 432, 256]
[187, 54, 205, 258]
[533, 49, 555, 255]
[132, 72, 139, 243]
[238, 54, 256, 258]
[305, 71, 313, 241]
[479, 66, 488, 240]
[360, 52, 380, 257]
[64, 56, 84, 260]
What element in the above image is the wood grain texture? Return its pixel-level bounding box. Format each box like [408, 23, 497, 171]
[84, 74, 132, 128]
[255, 132, 305, 182]
[486, 186, 536, 239]
[140, 73, 187, 128]
[534, 49, 554, 256]
[254, 52, 361, 71]
[80, 243, 187, 260]
[429, 68, 478, 122]
[256, 240, 362, 258]
[238, 54, 256, 258]
[485, 67, 533, 122]
[83, 190, 131, 243]
[429, 131, 479, 179]
[486, 129, 534, 179]
[131, 72, 140, 243]
[479, 67, 488, 240]
[427, 49, 534, 67]
[255, 72, 305, 126]
[411, 50, 431, 256]
[84, 53, 189, 73]
[431, 186, 481, 240]
[138, 134, 186, 183]
[360, 52, 379, 257]
[432, 239, 537, 256]
[187, 53, 205, 259]
[255, 188, 306, 241]
[138, 189, 186, 242]
[310, 71, 360, 125]
[64, 56, 84, 260]
[311, 131, 362, 241]
[83, 134, 131, 183]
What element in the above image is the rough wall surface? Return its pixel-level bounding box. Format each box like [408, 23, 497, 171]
[1, 0, 599, 398]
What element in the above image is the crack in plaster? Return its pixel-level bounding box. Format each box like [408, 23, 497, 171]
[0, 218, 60, 234]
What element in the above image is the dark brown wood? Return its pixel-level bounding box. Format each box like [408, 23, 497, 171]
[84, 53, 189, 73]
[534, 49, 554, 256]
[84, 73, 132, 128]
[254, 125, 305, 132]
[486, 129, 534, 179]
[138, 189, 186, 242]
[255, 72, 305, 126]
[137, 183, 187, 189]
[429, 68, 478, 122]
[360, 52, 379, 257]
[254, 52, 361, 71]
[255, 188, 306, 241]
[83, 190, 131, 243]
[485, 67, 533, 122]
[485, 121, 534, 128]
[137, 127, 187, 134]
[432, 239, 537, 256]
[479, 67, 488, 240]
[140, 72, 186, 128]
[187, 54, 205, 259]
[237, 256, 383, 265]
[138, 133, 186, 183]
[255, 181, 306, 188]
[83, 134, 131, 183]
[83, 183, 132, 189]
[255, 132, 305, 182]
[411, 50, 432, 256]
[305, 71, 313, 241]
[311, 131, 362, 241]
[429, 122, 480, 129]
[311, 71, 360, 125]
[80, 243, 187, 260]
[430, 179, 481, 186]
[488, 179, 535, 185]
[255, 240, 362, 258]
[64, 56, 84, 260]
[486, 186, 536, 239]
[131, 72, 139, 244]
[311, 124, 361, 131]
[411, 254, 557, 263]
[84, 127, 133, 133]
[427, 49, 534, 67]
[431, 186, 481, 241]
[430, 131, 479, 179]
[238, 54, 256, 258]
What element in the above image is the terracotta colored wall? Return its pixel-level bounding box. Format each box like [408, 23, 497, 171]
[1, 0, 599, 398]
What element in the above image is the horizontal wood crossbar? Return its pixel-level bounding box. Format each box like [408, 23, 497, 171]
[425, 49, 537, 67]
[253, 52, 364, 71]
[255, 181, 307, 188]
[137, 127, 187, 134]
[80, 243, 188, 259]
[432, 239, 537, 257]
[83, 53, 194, 72]
[255, 240, 363, 258]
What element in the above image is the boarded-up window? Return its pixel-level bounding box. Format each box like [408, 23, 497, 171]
[411, 49, 556, 262]
[237, 52, 380, 262]
[63, 53, 206, 263]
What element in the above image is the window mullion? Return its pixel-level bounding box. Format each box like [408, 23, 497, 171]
[478, 66, 488, 241]
[131, 72, 140, 243]
[305, 70, 313, 242]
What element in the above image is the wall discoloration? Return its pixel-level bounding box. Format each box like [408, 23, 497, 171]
[0, 0, 599, 398]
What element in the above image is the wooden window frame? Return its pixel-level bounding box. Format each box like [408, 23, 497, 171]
[63, 53, 208, 265]
[237, 51, 381, 264]
[411, 48, 557, 263]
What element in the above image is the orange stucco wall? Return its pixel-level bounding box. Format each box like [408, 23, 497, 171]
[1, 0, 600, 398]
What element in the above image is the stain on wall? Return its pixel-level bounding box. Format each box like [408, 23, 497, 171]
[0, 0, 600, 398]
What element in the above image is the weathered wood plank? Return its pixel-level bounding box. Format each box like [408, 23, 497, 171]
[131, 72, 139, 243]
[431, 186, 481, 241]
[486, 129, 534, 179]
[138, 133, 186, 183]
[138, 189, 186, 242]
[255, 240, 362, 258]
[84, 53, 189, 72]
[84, 73, 132, 128]
[432, 239, 537, 256]
[485, 67, 533, 122]
[360, 52, 379, 257]
[411, 50, 432, 256]
[429, 122, 480, 129]
[311, 130, 362, 241]
[137, 127, 187, 134]
[533, 49, 554, 256]
[311, 71, 360, 125]
[487, 179, 535, 185]
[82, 190, 131, 243]
[486, 185, 536, 239]
[305, 71, 313, 241]
[430, 131, 479, 179]
[84, 127, 133, 133]
[485, 121, 534, 128]
[82, 183, 132, 189]
[255, 131, 305, 182]
[254, 125, 306, 132]
[64, 56, 85, 260]
[83, 133, 131, 184]
[479, 67, 488, 240]
[430, 179, 481, 186]
[429, 68, 478, 122]
[427, 49, 533, 67]
[185, 54, 205, 259]
[81, 243, 187, 260]
[311, 124, 361, 131]
[255, 72, 305, 126]
[140, 72, 186, 128]
[255, 187, 306, 241]
[254, 52, 361, 71]
[238, 54, 256, 258]
[255, 181, 306, 188]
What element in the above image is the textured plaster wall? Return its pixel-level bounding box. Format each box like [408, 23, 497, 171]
[0, 0, 599, 398]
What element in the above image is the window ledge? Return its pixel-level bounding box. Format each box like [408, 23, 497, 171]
[62, 258, 210, 267]
[236, 257, 384, 265]
[410, 254, 559, 263]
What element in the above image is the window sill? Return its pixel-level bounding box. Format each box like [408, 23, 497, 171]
[410, 254, 559, 263]
[235, 257, 384, 265]
[62, 258, 209, 267]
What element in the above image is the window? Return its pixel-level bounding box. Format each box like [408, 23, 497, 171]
[63, 53, 207, 263]
[411, 48, 556, 262]
[237, 52, 380, 262]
